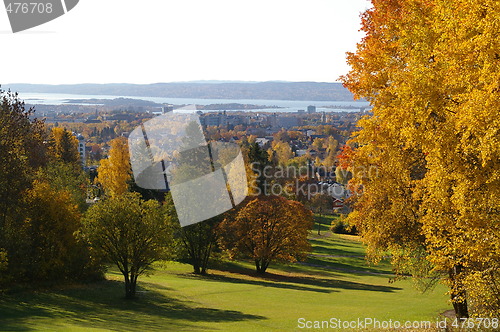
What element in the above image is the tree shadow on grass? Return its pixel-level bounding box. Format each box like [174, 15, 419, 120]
[0, 279, 266, 331]
[183, 263, 400, 294]
[304, 256, 393, 276]
[309, 237, 363, 254]
[181, 271, 337, 294]
[309, 243, 364, 257]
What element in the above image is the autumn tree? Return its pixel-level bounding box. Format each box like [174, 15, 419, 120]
[48, 127, 80, 167]
[271, 141, 293, 166]
[0, 89, 46, 224]
[323, 136, 339, 168]
[311, 137, 324, 151]
[341, 0, 500, 317]
[38, 154, 90, 212]
[82, 192, 173, 298]
[97, 137, 131, 196]
[0, 88, 47, 284]
[218, 196, 313, 274]
[23, 180, 100, 281]
[334, 166, 351, 185]
[0, 89, 102, 286]
[308, 193, 333, 235]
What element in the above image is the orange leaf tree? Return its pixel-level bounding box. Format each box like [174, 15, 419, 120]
[218, 195, 313, 274]
[342, 0, 499, 317]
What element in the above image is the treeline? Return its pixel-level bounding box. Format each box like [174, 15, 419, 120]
[0, 89, 103, 285]
[1, 92, 316, 299]
[85, 130, 314, 298]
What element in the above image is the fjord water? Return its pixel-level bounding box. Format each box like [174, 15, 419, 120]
[18, 92, 369, 113]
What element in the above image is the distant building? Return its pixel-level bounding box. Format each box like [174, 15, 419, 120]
[307, 105, 316, 114]
[200, 112, 228, 127]
[295, 149, 307, 157]
[256, 137, 271, 147]
[269, 114, 299, 129]
[332, 198, 344, 211]
[75, 133, 86, 167]
[84, 118, 102, 124]
[162, 104, 174, 113]
[277, 116, 299, 128]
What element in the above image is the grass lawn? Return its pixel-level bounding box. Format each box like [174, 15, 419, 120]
[0, 218, 452, 331]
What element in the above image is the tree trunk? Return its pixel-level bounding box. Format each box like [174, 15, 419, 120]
[123, 272, 137, 299]
[317, 216, 321, 235]
[449, 265, 469, 318]
[452, 296, 469, 319]
[255, 259, 269, 274]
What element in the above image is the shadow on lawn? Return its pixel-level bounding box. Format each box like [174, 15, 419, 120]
[304, 256, 392, 275]
[183, 264, 400, 294]
[0, 279, 266, 331]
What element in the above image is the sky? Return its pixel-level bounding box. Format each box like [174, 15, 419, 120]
[0, 0, 371, 85]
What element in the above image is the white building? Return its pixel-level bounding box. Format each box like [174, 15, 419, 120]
[75, 133, 86, 166]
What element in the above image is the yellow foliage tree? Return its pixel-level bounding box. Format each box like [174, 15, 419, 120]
[24, 180, 86, 280]
[342, 0, 499, 318]
[271, 141, 293, 166]
[97, 137, 131, 196]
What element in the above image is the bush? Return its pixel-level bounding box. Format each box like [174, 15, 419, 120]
[331, 216, 357, 235]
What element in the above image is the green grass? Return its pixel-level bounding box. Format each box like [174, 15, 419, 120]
[0, 228, 452, 331]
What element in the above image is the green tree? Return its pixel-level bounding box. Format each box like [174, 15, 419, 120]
[168, 123, 231, 275]
[308, 194, 333, 235]
[48, 127, 80, 167]
[0, 88, 47, 284]
[178, 217, 220, 275]
[37, 161, 89, 212]
[24, 180, 99, 281]
[82, 192, 173, 298]
[0, 89, 46, 226]
[246, 142, 270, 195]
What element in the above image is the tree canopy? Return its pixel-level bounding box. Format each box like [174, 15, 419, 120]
[218, 196, 313, 274]
[97, 137, 131, 196]
[82, 192, 174, 298]
[342, 0, 500, 317]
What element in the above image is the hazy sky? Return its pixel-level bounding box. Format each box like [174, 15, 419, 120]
[1, 0, 371, 84]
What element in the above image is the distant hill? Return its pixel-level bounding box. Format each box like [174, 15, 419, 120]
[4, 82, 358, 102]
